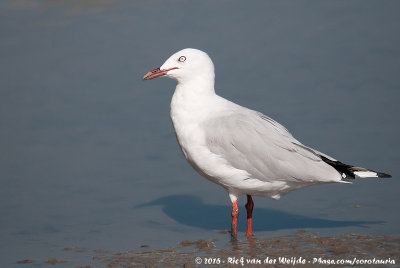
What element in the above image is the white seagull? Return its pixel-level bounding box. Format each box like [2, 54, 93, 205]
[143, 48, 391, 239]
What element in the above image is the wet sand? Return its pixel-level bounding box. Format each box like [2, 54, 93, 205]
[18, 231, 399, 267]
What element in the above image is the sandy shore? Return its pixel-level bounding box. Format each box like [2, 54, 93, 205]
[18, 231, 399, 267]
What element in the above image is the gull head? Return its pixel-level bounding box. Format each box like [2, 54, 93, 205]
[143, 48, 215, 84]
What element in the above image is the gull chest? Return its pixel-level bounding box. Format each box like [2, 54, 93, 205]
[170, 90, 209, 160]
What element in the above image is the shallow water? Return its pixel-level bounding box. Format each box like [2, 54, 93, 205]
[87, 232, 400, 267]
[0, 0, 399, 267]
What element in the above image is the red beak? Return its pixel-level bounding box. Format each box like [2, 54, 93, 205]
[142, 67, 178, 80]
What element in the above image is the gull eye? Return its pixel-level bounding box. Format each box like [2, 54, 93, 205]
[178, 56, 186, 62]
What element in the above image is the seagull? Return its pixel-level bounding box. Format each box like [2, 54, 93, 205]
[143, 48, 391, 240]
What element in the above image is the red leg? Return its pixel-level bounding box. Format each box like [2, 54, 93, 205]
[245, 195, 254, 238]
[231, 201, 239, 240]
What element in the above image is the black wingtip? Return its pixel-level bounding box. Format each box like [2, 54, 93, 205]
[377, 172, 392, 178]
[319, 155, 392, 179]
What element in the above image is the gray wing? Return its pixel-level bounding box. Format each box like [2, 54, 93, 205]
[201, 110, 341, 184]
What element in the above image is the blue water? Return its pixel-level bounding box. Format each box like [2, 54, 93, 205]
[1, 1, 399, 267]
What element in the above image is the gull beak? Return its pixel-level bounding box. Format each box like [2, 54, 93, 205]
[142, 67, 178, 80]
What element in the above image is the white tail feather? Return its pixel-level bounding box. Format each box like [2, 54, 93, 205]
[354, 171, 378, 178]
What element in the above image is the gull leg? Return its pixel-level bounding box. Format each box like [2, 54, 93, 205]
[245, 195, 254, 238]
[231, 201, 239, 240]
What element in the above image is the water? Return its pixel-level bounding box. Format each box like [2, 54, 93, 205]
[1, 1, 399, 266]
